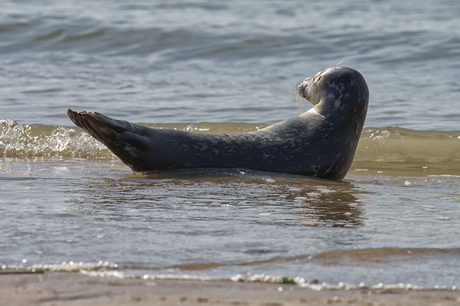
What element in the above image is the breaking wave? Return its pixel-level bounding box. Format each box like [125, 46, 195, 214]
[2, 119, 460, 164]
[0, 119, 111, 158]
[357, 127, 460, 163]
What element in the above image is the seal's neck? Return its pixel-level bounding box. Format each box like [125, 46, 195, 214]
[313, 97, 341, 117]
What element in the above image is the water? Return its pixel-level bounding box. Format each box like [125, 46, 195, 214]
[1, 0, 460, 289]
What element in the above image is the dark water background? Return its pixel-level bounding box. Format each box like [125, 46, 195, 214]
[1, 0, 460, 129]
[1, 0, 460, 289]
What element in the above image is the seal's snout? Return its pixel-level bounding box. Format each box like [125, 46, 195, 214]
[294, 77, 312, 114]
[297, 77, 312, 101]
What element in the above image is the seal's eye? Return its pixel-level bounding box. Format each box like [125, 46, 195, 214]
[316, 75, 322, 82]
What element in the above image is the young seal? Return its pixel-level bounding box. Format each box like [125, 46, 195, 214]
[68, 67, 368, 180]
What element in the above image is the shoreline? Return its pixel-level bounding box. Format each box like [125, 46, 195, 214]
[2, 272, 460, 306]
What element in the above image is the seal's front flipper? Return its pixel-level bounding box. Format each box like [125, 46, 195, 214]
[67, 109, 151, 171]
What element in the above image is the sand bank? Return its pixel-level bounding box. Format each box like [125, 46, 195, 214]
[1, 272, 460, 306]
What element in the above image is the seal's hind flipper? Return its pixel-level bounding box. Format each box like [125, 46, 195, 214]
[68, 109, 119, 145]
[67, 108, 150, 171]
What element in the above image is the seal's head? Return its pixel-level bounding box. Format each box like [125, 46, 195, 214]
[296, 67, 369, 118]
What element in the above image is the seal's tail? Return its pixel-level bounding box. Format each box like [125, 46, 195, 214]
[67, 109, 150, 171]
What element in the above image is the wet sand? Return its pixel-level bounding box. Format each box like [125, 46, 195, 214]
[2, 272, 460, 306]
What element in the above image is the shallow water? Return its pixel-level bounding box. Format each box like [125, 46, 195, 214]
[1, 0, 460, 289]
[2, 122, 460, 288]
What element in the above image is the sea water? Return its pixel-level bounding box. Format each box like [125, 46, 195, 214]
[1, 0, 460, 289]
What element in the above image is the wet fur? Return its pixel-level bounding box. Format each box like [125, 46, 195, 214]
[68, 67, 369, 180]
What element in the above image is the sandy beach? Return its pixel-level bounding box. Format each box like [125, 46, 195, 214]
[1, 272, 460, 306]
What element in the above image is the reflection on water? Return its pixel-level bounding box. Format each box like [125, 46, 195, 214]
[66, 168, 364, 229]
[59, 167, 367, 280]
[285, 181, 363, 228]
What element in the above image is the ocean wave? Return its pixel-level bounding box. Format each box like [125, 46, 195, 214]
[2, 248, 459, 290]
[2, 119, 460, 163]
[0, 119, 110, 158]
[357, 127, 460, 163]
[0, 20, 310, 60]
[2, 12, 455, 63]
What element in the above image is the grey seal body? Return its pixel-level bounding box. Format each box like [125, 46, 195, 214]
[68, 67, 368, 180]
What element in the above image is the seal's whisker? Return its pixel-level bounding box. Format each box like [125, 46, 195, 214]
[294, 84, 304, 115]
[335, 59, 347, 67]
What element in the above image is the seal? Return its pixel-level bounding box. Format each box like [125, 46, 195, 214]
[68, 67, 368, 180]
